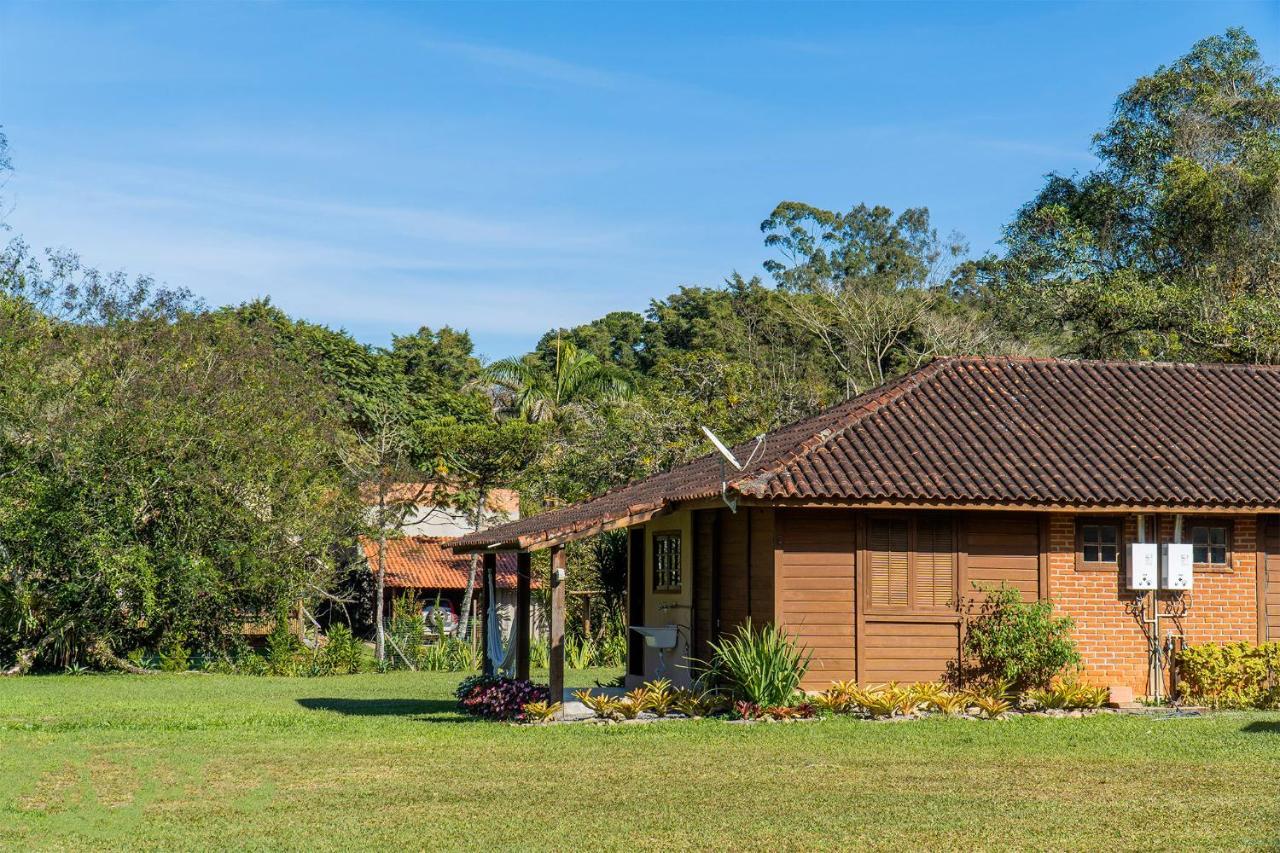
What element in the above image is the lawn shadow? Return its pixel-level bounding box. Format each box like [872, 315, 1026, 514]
[1241, 720, 1280, 734]
[297, 697, 473, 721]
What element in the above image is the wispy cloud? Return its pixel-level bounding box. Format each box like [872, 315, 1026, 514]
[421, 37, 627, 90]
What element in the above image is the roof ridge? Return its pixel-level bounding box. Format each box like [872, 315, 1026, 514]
[732, 357, 958, 497]
[946, 354, 1280, 371]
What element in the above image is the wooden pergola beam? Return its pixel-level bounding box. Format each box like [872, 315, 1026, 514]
[549, 544, 566, 718]
[516, 551, 531, 681]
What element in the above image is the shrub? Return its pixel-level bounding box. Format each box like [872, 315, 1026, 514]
[529, 640, 550, 670]
[317, 625, 366, 675]
[960, 584, 1079, 692]
[572, 689, 620, 718]
[699, 620, 811, 707]
[566, 636, 596, 670]
[158, 641, 191, 673]
[266, 618, 303, 676]
[457, 676, 549, 721]
[1176, 641, 1280, 709]
[973, 695, 1012, 719]
[672, 687, 719, 717]
[596, 614, 628, 668]
[638, 679, 676, 715]
[1025, 677, 1109, 710]
[522, 701, 561, 723]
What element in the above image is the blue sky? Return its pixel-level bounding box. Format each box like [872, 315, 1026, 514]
[1, 2, 1276, 359]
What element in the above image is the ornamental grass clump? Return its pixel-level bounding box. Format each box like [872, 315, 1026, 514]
[699, 620, 811, 708]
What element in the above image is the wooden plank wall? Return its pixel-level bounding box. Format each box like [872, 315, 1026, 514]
[962, 514, 1042, 604]
[1262, 519, 1280, 640]
[692, 510, 717, 664]
[717, 509, 750, 633]
[775, 509, 856, 687]
[749, 508, 775, 624]
[860, 620, 957, 684]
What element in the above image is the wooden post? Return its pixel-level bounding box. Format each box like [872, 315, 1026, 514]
[516, 551, 531, 681]
[549, 545, 566, 714]
[481, 552, 496, 678]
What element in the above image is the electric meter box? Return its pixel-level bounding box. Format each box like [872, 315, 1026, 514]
[1161, 543, 1194, 590]
[1127, 543, 1158, 590]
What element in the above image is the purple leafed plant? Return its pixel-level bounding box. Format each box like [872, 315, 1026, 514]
[457, 677, 550, 721]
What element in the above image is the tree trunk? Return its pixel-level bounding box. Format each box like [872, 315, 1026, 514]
[456, 488, 485, 642]
[1, 647, 35, 677]
[88, 641, 154, 674]
[375, 489, 387, 662]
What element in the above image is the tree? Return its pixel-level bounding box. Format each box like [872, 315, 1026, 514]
[761, 201, 988, 395]
[339, 399, 430, 663]
[990, 28, 1280, 361]
[0, 263, 355, 672]
[420, 418, 544, 641]
[485, 336, 633, 424]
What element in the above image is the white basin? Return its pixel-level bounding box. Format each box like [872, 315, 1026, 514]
[630, 625, 678, 650]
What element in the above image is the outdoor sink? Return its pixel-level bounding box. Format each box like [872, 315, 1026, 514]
[630, 625, 678, 650]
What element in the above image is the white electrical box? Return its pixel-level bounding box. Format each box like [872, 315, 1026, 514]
[1127, 543, 1158, 589]
[1161, 543, 1194, 590]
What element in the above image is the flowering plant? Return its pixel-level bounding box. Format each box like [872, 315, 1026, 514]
[457, 676, 550, 721]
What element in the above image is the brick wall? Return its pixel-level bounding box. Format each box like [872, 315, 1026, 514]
[1047, 513, 1260, 696]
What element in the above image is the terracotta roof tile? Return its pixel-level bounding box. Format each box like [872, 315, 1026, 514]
[451, 357, 1280, 551]
[361, 536, 530, 589]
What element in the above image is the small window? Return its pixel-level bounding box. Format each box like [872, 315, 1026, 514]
[1191, 525, 1228, 566]
[652, 532, 682, 592]
[1081, 524, 1119, 564]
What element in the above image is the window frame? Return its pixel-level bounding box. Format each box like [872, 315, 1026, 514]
[862, 512, 957, 615]
[651, 530, 683, 593]
[1188, 519, 1234, 572]
[1074, 517, 1125, 572]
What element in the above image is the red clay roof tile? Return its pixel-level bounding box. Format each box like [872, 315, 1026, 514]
[451, 357, 1280, 551]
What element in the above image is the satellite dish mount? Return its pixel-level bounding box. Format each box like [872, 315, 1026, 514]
[701, 426, 765, 514]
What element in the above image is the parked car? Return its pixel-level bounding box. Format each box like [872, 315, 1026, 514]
[422, 602, 459, 636]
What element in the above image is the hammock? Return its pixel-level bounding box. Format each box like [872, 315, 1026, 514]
[485, 567, 519, 676]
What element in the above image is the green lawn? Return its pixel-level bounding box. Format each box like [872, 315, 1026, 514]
[2, 671, 1279, 851]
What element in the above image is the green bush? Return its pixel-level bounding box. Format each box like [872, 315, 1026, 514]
[266, 618, 304, 676]
[1176, 642, 1280, 709]
[961, 584, 1079, 692]
[158, 642, 191, 673]
[699, 620, 811, 707]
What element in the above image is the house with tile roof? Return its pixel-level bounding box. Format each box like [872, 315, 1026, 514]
[452, 357, 1280, 702]
[359, 536, 541, 636]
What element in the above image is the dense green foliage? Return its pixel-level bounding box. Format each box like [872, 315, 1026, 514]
[984, 28, 1280, 361]
[1177, 641, 1280, 709]
[0, 256, 356, 671]
[959, 584, 1081, 692]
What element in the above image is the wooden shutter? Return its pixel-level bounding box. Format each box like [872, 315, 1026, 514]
[868, 518, 909, 608]
[915, 516, 956, 608]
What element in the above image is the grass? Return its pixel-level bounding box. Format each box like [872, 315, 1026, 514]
[2, 671, 1279, 851]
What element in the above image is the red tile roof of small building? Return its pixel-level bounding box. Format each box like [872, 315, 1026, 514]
[361, 536, 528, 589]
[451, 357, 1280, 551]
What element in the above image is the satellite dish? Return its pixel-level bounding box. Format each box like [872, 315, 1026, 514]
[701, 426, 742, 470]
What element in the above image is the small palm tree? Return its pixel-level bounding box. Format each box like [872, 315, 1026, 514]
[484, 336, 631, 423]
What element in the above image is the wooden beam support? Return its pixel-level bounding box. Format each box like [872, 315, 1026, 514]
[549, 545, 567, 717]
[481, 552, 497, 678]
[516, 551, 532, 681]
